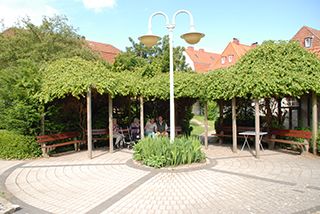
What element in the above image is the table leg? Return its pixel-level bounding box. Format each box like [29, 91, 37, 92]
[259, 136, 264, 151]
[241, 136, 251, 151]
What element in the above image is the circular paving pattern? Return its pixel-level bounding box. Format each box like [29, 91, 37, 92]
[1, 146, 320, 214]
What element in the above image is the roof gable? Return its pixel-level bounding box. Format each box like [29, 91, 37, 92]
[185, 47, 220, 72]
[87, 40, 121, 64]
[210, 39, 255, 70]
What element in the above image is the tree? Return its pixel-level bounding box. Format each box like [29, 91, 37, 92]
[0, 15, 98, 135]
[112, 36, 190, 74]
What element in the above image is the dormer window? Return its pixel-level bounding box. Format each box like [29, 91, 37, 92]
[221, 56, 226, 64]
[304, 37, 313, 48]
[228, 55, 234, 63]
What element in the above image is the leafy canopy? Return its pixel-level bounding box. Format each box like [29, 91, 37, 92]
[0, 15, 98, 135]
[206, 40, 320, 100]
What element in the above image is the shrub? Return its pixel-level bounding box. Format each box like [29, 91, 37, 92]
[133, 137, 205, 168]
[0, 130, 41, 159]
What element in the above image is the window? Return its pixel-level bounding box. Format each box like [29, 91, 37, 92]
[228, 55, 234, 62]
[304, 37, 313, 48]
[221, 56, 226, 64]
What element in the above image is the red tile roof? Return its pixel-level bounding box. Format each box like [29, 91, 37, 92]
[185, 47, 220, 73]
[291, 26, 320, 59]
[210, 38, 255, 70]
[303, 26, 320, 41]
[86, 40, 120, 64]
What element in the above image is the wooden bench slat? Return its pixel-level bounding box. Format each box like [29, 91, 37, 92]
[267, 138, 308, 145]
[43, 140, 84, 149]
[36, 132, 80, 143]
[270, 129, 312, 139]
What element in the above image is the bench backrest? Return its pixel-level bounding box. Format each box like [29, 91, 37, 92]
[270, 129, 312, 139]
[218, 126, 256, 134]
[36, 132, 80, 143]
[92, 129, 109, 135]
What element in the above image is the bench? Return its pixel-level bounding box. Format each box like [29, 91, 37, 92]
[212, 126, 257, 143]
[266, 129, 311, 154]
[84, 129, 109, 143]
[36, 132, 84, 157]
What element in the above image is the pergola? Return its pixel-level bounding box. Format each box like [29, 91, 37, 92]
[205, 41, 320, 157]
[39, 41, 320, 159]
[39, 57, 208, 158]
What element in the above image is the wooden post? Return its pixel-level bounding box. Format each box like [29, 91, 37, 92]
[255, 99, 260, 158]
[140, 96, 144, 139]
[232, 98, 237, 153]
[87, 88, 92, 159]
[204, 101, 208, 149]
[108, 94, 113, 153]
[312, 92, 318, 155]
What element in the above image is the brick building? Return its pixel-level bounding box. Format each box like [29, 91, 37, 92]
[183, 47, 220, 73]
[290, 26, 320, 128]
[291, 25, 320, 57]
[210, 38, 256, 70]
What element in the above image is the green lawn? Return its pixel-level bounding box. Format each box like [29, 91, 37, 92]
[190, 115, 215, 136]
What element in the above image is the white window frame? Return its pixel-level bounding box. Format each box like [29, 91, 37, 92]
[221, 56, 226, 64]
[228, 55, 233, 63]
[304, 37, 312, 48]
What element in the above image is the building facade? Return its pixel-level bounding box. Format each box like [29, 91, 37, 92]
[183, 47, 220, 73]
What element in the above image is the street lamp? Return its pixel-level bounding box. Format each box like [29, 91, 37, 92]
[139, 10, 205, 141]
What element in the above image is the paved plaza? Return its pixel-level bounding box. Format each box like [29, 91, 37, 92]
[1, 144, 320, 214]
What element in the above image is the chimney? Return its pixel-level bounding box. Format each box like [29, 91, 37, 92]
[251, 42, 258, 47]
[199, 48, 204, 52]
[233, 38, 240, 45]
[187, 46, 194, 51]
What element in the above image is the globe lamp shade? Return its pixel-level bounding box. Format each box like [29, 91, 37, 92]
[180, 32, 205, 45]
[138, 34, 161, 48]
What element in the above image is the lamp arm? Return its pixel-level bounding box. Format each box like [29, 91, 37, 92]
[147, 11, 170, 34]
[172, 9, 196, 32]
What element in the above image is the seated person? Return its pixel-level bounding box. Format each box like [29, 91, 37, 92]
[145, 118, 157, 138]
[156, 116, 168, 137]
[130, 118, 140, 141]
[113, 119, 124, 148]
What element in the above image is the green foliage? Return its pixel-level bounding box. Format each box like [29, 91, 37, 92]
[206, 41, 320, 100]
[133, 137, 205, 168]
[0, 15, 98, 135]
[38, 57, 115, 102]
[207, 101, 219, 121]
[0, 130, 41, 159]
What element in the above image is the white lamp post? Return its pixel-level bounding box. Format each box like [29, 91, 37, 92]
[139, 10, 205, 141]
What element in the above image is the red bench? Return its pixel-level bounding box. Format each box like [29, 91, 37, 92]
[267, 129, 311, 154]
[36, 132, 84, 157]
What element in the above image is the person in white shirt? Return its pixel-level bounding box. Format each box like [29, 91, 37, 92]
[145, 118, 157, 138]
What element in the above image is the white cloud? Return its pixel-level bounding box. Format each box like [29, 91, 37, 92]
[0, 0, 59, 28]
[82, 0, 116, 12]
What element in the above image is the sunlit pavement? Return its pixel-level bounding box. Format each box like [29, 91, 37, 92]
[1, 144, 320, 214]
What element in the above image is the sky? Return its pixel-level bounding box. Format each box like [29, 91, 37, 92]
[0, 0, 319, 53]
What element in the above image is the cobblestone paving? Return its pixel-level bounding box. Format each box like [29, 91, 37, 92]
[1, 146, 320, 214]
